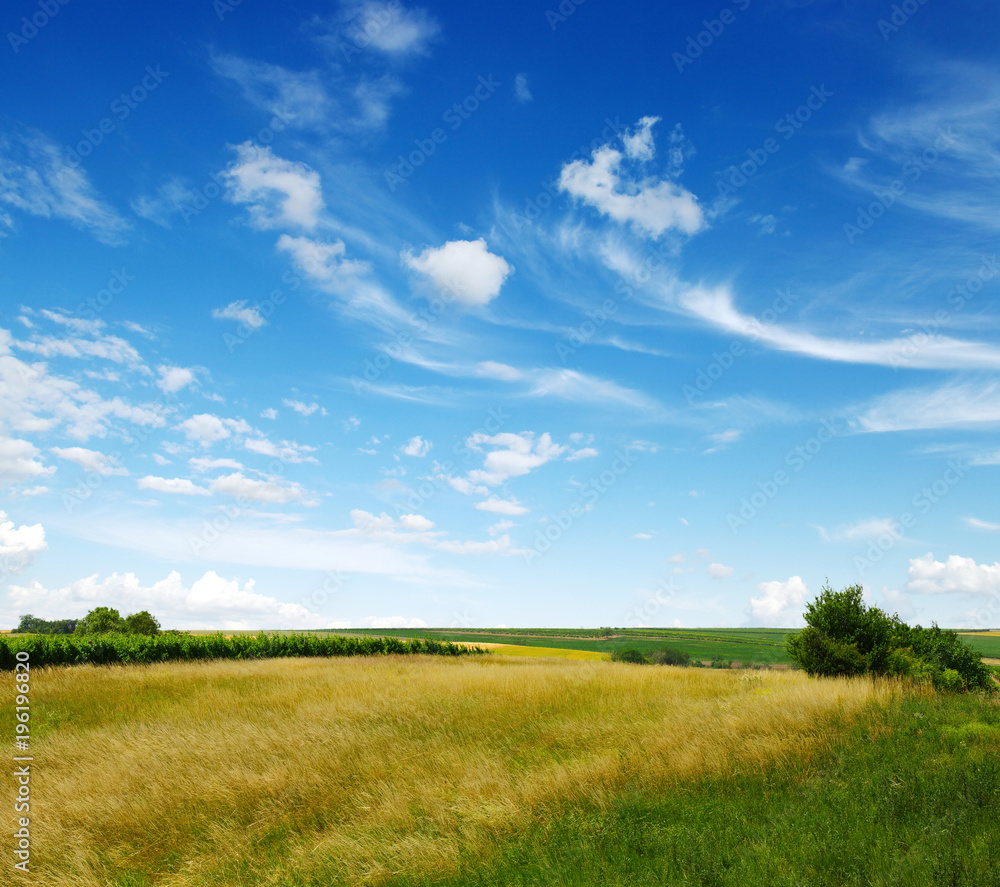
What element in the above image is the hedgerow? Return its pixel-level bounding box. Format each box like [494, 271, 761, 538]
[0, 631, 485, 670]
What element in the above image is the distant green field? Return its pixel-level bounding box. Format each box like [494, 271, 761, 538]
[956, 633, 1000, 658]
[332, 627, 795, 666]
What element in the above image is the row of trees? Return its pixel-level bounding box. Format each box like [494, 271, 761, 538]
[786, 584, 994, 693]
[13, 607, 162, 637]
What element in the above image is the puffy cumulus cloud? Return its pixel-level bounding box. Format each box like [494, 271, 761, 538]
[748, 576, 808, 626]
[707, 562, 733, 579]
[156, 365, 196, 394]
[223, 144, 324, 231]
[905, 553, 1000, 596]
[50, 446, 127, 476]
[282, 398, 325, 417]
[401, 435, 431, 457]
[558, 116, 704, 238]
[1, 569, 329, 630]
[466, 431, 566, 486]
[475, 495, 528, 516]
[212, 301, 267, 330]
[176, 414, 251, 447]
[399, 513, 434, 531]
[404, 238, 513, 307]
[137, 476, 210, 496]
[0, 437, 55, 484]
[209, 472, 314, 505]
[0, 127, 131, 245]
[0, 511, 46, 574]
[566, 447, 598, 461]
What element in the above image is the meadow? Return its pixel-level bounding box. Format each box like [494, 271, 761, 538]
[0, 654, 922, 886]
[5, 651, 998, 885]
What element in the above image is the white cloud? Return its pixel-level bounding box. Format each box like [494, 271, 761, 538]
[488, 519, 514, 536]
[817, 517, 906, 543]
[634, 532, 652, 540]
[749, 576, 808, 626]
[0, 437, 55, 484]
[466, 431, 566, 486]
[404, 238, 513, 307]
[212, 301, 266, 330]
[558, 117, 705, 238]
[0, 511, 46, 574]
[223, 144, 324, 231]
[212, 54, 331, 130]
[514, 73, 532, 103]
[336, 1, 440, 56]
[964, 516, 1000, 532]
[137, 476, 211, 496]
[853, 380, 1000, 433]
[1, 569, 330, 630]
[210, 472, 313, 505]
[566, 447, 598, 461]
[282, 398, 325, 417]
[176, 414, 251, 447]
[50, 446, 126, 476]
[682, 286, 1000, 372]
[666, 554, 685, 563]
[15, 331, 143, 367]
[243, 436, 318, 463]
[475, 496, 528, 516]
[707, 562, 734, 579]
[260, 408, 277, 420]
[527, 368, 663, 414]
[905, 553, 1000, 596]
[0, 128, 131, 245]
[399, 513, 434, 531]
[156, 365, 196, 394]
[189, 457, 244, 473]
[401, 435, 431, 457]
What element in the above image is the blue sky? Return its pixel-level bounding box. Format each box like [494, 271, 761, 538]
[1, 0, 999, 630]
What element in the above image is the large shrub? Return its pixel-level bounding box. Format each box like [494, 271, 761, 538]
[786, 584, 994, 693]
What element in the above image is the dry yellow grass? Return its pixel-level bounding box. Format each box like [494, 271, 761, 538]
[5, 656, 896, 886]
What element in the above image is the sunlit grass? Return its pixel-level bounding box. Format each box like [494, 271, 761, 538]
[5, 656, 894, 885]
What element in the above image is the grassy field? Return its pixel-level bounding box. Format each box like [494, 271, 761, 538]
[5, 655, 901, 885]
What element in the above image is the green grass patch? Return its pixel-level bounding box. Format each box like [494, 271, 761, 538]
[388, 689, 1000, 887]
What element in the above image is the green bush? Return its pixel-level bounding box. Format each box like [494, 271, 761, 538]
[786, 584, 994, 693]
[611, 648, 648, 664]
[650, 646, 691, 666]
